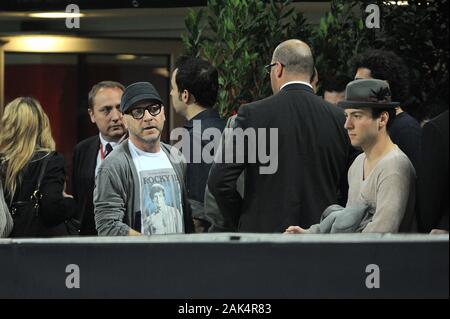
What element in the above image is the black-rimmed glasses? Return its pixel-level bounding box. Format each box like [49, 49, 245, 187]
[264, 62, 284, 74]
[128, 104, 163, 120]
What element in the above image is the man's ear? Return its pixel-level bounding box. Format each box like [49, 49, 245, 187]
[275, 62, 284, 79]
[182, 89, 190, 104]
[161, 106, 166, 122]
[379, 111, 389, 129]
[88, 108, 96, 124]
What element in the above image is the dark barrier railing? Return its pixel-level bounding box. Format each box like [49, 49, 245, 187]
[0, 233, 448, 298]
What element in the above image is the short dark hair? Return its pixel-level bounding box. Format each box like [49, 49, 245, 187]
[323, 75, 352, 93]
[353, 49, 409, 104]
[88, 81, 124, 109]
[371, 107, 397, 131]
[174, 55, 219, 108]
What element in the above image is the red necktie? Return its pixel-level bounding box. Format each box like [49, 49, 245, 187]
[101, 143, 113, 160]
[104, 143, 113, 158]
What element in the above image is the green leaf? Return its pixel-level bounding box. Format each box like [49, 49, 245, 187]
[358, 19, 363, 30]
[181, 0, 449, 120]
[319, 18, 328, 36]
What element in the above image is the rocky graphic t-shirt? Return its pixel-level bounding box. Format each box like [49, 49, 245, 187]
[129, 140, 184, 235]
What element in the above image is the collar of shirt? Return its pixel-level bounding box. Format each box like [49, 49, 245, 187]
[128, 139, 162, 157]
[99, 133, 118, 150]
[280, 81, 313, 91]
[184, 108, 220, 129]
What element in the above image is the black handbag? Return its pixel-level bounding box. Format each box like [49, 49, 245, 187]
[9, 153, 81, 237]
[9, 153, 50, 237]
[64, 218, 81, 236]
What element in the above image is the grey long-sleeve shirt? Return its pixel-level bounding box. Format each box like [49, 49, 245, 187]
[347, 145, 416, 233]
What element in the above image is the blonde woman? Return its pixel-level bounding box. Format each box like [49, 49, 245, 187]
[0, 97, 76, 237]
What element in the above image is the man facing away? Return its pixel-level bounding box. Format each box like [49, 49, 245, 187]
[72, 81, 126, 235]
[94, 82, 194, 236]
[170, 56, 225, 232]
[286, 79, 416, 234]
[208, 39, 355, 233]
[204, 63, 323, 232]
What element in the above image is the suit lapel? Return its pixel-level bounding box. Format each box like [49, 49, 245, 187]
[87, 136, 100, 175]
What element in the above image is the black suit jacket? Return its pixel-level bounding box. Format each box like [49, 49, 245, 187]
[208, 83, 355, 233]
[417, 110, 449, 232]
[72, 135, 99, 235]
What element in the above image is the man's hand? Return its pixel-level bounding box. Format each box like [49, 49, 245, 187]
[63, 191, 73, 199]
[63, 182, 74, 198]
[284, 226, 308, 234]
[128, 228, 142, 236]
[430, 229, 449, 235]
[193, 219, 204, 233]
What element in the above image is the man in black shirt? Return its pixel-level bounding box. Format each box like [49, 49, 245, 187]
[170, 56, 225, 232]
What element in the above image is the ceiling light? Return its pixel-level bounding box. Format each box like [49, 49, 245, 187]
[17, 36, 60, 50]
[116, 54, 138, 60]
[153, 68, 170, 78]
[28, 12, 85, 19]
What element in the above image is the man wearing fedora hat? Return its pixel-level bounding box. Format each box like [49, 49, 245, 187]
[93, 82, 194, 236]
[353, 49, 421, 170]
[286, 79, 416, 233]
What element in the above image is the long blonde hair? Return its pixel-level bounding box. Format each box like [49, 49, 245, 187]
[0, 97, 55, 198]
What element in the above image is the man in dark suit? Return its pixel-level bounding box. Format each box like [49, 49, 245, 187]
[417, 110, 449, 234]
[208, 39, 354, 233]
[72, 81, 126, 235]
